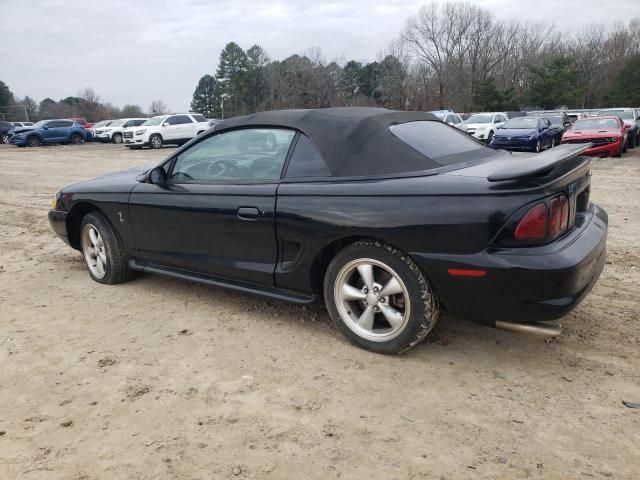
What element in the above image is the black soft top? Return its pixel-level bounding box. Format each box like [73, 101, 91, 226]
[216, 107, 440, 177]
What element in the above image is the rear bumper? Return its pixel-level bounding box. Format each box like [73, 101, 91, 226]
[412, 203, 608, 325]
[48, 209, 70, 245]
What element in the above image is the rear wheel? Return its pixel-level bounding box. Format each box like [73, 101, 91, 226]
[324, 240, 439, 354]
[112, 133, 123, 144]
[80, 212, 132, 284]
[71, 133, 83, 145]
[27, 135, 41, 147]
[149, 134, 163, 149]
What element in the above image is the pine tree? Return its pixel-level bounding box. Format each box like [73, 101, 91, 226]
[190, 74, 217, 117]
[214, 42, 249, 118]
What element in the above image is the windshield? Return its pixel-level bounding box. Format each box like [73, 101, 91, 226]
[544, 116, 563, 126]
[390, 121, 496, 167]
[503, 117, 539, 129]
[465, 114, 493, 124]
[573, 118, 619, 130]
[141, 116, 164, 126]
[598, 110, 633, 120]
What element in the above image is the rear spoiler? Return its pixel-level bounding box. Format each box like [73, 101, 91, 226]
[487, 143, 592, 182]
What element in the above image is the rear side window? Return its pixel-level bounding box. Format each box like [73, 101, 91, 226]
[285, 134, 330, 178]
[191, 114, 207, 122]
[390, 121, 493, 167]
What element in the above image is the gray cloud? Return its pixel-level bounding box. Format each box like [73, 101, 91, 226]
[2, 0, 638, 111]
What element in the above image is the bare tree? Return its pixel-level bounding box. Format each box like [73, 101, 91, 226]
[149, 100, 168, 115]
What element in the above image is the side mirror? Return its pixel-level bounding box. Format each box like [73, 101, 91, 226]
[162, 122, 170, 127]
[448, 122, 454, 126]
[148, 167, 167, 184]
[43, 126, 49, 130]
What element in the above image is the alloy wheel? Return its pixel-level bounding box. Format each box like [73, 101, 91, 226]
[1, 134, 8, 144]
[150, 135, 162, 149]
[81, 224, 108, 279]
[334, 258, 410, 342]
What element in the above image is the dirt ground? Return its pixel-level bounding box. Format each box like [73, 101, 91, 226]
[0, 142, 638, 480]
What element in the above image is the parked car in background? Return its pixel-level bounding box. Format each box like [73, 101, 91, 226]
[68, 117, 93, 129]
[490, 116, 557, 152]
[12, 121, 34, 128]
[1, 120, 15, 144]
[540, 113, 572, 143]
[561, 116, 628, 157]
[428, 110, 464, 127]
[9, 119, 91, 147]
[123, 113, 210, 149]
[88, 120, 112, 139]
[94, 118, 147, 144]
[597, 108, 638, 148]
[563, 111, 589, 123]
[459, 112, 508, 142]
[48, 108, 607, 353]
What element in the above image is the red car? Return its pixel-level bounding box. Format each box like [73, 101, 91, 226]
[561, 116, 628, 157]
[68, 117, 93, 129]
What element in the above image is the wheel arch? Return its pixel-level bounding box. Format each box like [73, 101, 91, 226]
[65, 202, 102, 250]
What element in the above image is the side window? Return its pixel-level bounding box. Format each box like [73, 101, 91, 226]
[171, 128, 296, 182]
[453, 115, 461, 124]
[132, 120, 145, 127]
[191, 114, 207, 122]
[60, 121, 73, 128]
[176, 115, 193, 124]
[164, 116, 178, 126]
[285, 134, 330, 178]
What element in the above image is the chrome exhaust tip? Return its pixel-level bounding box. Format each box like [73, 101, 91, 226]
[494, 320, 562, 338]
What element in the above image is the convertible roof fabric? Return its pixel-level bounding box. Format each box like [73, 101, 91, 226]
[215, 107, 439, 177]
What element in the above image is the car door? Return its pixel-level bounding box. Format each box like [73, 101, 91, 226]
[174, 114, 195, 140]
[42, 120, 66, 142]
[539, 119, 552, 146]
[160, 115, 181, 140]
[128, 127, 297, 287]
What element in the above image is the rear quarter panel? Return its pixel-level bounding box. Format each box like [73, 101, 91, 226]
[275, 175, 541, 295]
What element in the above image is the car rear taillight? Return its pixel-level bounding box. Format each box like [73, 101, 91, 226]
[548, 195, 569, 237]
[514, 195, 569, 242]
[514, 203, 547, 240]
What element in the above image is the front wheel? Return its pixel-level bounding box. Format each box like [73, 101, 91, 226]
[1, 133, 9, 144]
[80, 212, 132, 284]
[112, 133, 123, 144]
[487, 131, 494, 143]
[27, 135, 41, 147]
[149, 134, 163, 149]
[534, 140, 541, 153]
[324, 240, 440, 354]
[628, 132, 635, 149]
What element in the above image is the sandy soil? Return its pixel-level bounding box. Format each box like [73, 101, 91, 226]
[0, 142, 639, 479]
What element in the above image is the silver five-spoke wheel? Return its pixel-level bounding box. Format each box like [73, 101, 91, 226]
[82, 224, 107, 279]
[334, 258, 410, 342]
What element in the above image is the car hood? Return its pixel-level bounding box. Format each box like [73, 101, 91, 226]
[564, 129, 621, 137]
[462, 123, 492, 129]
[63, 163, 156, 193]
[494, 128, 537, 137]
[12, 127, 35, 134]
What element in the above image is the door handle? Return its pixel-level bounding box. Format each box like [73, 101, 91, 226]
[237, 207, 260, 220]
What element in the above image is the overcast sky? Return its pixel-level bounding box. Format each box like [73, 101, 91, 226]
[2, 0, 638, 112]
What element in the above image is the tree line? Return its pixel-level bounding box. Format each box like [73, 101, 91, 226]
[0, 83, 169, 123]
[191, 2, 640, 118]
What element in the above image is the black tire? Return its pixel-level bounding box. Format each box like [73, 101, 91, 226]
[614, 143, 623, 157]
[80, 212, 133, 285]
[126, 146, 142, 150]
[550, 136, 556, 148]
[628, 132, 635, 149]
[149, 134, 163, 149]
[487, 131, 494, 143]
[197, 130, 204, 136]
[534, 139, 541, 153]
[623, 140, 628, 153]
[27, 135, 41, 147]
[1, 133, 8, 144]
[70, 133, 83, 145]
[324, 240, 440, 354]
[112, 132, 123, 144]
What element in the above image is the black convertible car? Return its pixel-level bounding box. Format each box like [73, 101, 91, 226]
[49, 108, 607, 353]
